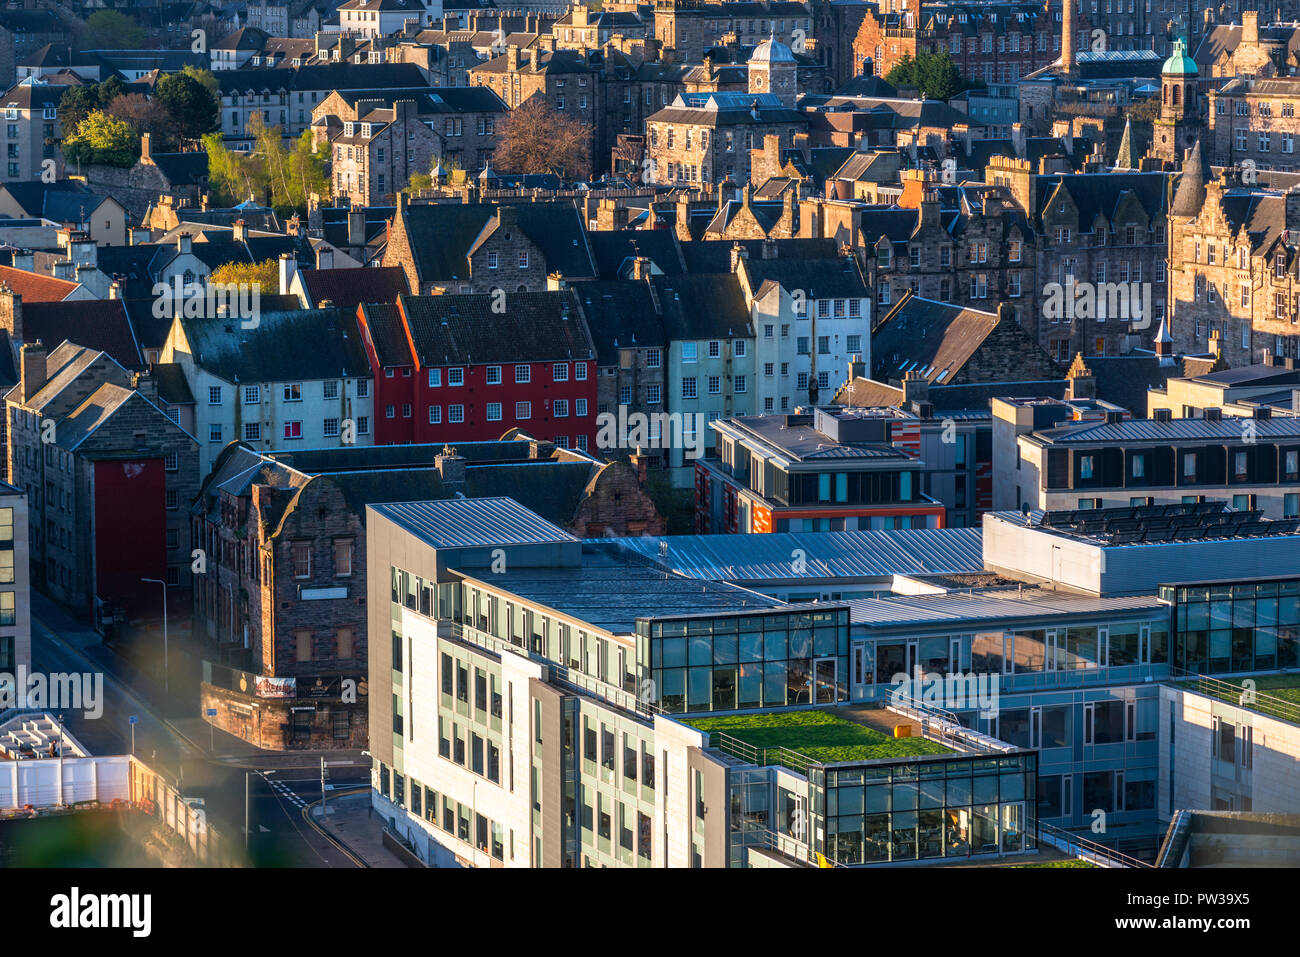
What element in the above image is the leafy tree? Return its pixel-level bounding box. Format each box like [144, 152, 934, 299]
[404, 171, 432, 194]
[80, 10, 145, 50]
[57, 77, 128, 133]
[884, 50, 982, 100]
[203, 118, 328, 214]
[181, 65, 219, 99]
[62, 110, 138, 168]
[156, 71, 219, 141]
[491, 96, 591, 180]
[209, 259, 278, 289]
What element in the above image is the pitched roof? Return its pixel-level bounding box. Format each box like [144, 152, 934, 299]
[299, 265, 409, 312]
[651, 273, 751, 340]
[179, 307, 370, 383]
[870, 295, 1000, 385]
[21, 299, 143, 369]
[398, 291, 596, 366]
[0, 180, 112, 222]
[571, 279, 666, 365]
[0, 265, 78, 301]
[396, 202, 596, 282]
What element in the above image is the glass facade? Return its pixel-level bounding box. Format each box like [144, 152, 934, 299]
[1163, 579, 1300, 674]
[639, 609, 851, 714]
[816, 753, 1037, 865]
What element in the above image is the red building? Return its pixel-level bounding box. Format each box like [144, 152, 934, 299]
[357, 291, 599, 450]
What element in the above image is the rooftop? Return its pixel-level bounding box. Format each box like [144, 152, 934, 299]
[685, 708, 952, 769]
[844, 586, 1165, 628]
[1031, 501, 1300, 545]
[600, 527, 984, 583]
[370, 497, 578, 549]
[484, 544, 785, 634]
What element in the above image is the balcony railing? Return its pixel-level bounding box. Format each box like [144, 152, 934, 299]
[1170, 667, 1300, 726]
[1037, 821, 1152, 868]
[887, 694, 1019, 754]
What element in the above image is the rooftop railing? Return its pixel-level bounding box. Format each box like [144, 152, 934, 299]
[886, 694, 1019, 754]
[1170, 667, 1300, 726]
[1037, 821, 1152, 869]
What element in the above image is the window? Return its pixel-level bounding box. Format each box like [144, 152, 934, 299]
[646, 349, 662, 368]
[553, 399, 569, 417]
[209, 424, 223, 443]
[485, 366, 501, 385]
[734, 375, 746, 393]
[284, 421, 302, 440]
[428, 368, 442, 388]
[323, 418, 340, 437]
[734, 340, 746, 357]
[327, 538, 354, 580]
[208, 386, 222, 405]
[575, 398, 587, 417]
[553, 362, 569, 382]
[516, 401, 531, 419]
[243, 385, 260, 404]
[487, 251, 498, 269]
[515, 365, 531, 384]
[682, 342, 697, 363]
[647, 385, 661, 404]
[283, 383, 302, 402]
[486, 402, 502, 421]
[323, 381, 339, 400]
[707, 376, 721, 395]
[682, 377, 697, 399]
[164, 452, 179, 471]
[449, 404, 465, 423]
[291, 542, 311, 579]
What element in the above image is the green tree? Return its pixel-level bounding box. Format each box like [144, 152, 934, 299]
[210, 259, 278, 288]
[181, 65, 219, 99]
[62, 110, 138, 168]
[156, 71, 219, 141]
[884, 50, 981, 100]
[203, 132, 255, 205]
[80, 10, 145, 50]
[204, 118, 328, 214]
[404, 171, 432, 194]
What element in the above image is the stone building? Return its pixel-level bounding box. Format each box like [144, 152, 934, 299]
[1208, 75, 1300, 172]
[5, 340, 200, 624]
[382, 196, 597, 295]
[1166, 153, 1300, 367]
[650, 0, 816, 65]
[1152, 39, 1203, 167]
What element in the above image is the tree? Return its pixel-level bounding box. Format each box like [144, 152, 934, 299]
[104, 93, 174, 149]
[491, 96, 591, 180]
[62, 110, 138, 168]
[203, 132, 256, 205]
[181, 65, 220, 99]
[209, 259, 278, 289]
[203, 118, 328, 214]
[404, 171, 432, 194]
[156, 71, 219, 141]
[80, 10, 145, 50]
[884, 50, 981, 100]
[57, 77, 128, 133]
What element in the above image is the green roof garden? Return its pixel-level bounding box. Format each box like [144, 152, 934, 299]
[685, 709, 953, 770]
[1177, 674, 1300, 725]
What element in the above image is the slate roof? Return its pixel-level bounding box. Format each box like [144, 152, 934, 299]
[147, 151, 209, 187]
[0, 76, 67, 109]
[680, 237, 837, 273]
[742, 255, 868, 299]
[650, 273, 751, 340]
[370, 497, 579, 549]
[571, 279, 665, 366]
[152, 361, 195, 406]
[648, 91, 805, 127]
[0, 181, 113, 222]
[179, 307, 370, 383]
[21, 300, 143, 369]
[299, 265, 409, 312]
[1033, 170, 1170, 231]
[870, 295, 1000, 385]
[585, 229, 686, 279]
[398, 290, 596, 366]
[215, 62, 429, 95]
[396, 202, 596, 282]
[357, 302, 413, 367]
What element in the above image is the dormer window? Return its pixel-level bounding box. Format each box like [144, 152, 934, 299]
[344, 122, 354, 136]
[1278, 256, 1288, 278]
[361, 123, 371, 137]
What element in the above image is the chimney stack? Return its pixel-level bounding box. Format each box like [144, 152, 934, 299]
[279, 252, 298, 295]
[20, 339, 45, 402]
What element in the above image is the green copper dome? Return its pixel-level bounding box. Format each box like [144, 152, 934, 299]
[1162, 38, 1197, 76]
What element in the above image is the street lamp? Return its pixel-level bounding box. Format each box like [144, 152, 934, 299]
[141, 578, 168, 696]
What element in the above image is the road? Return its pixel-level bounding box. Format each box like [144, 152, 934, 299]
[23, 593, 368, 867]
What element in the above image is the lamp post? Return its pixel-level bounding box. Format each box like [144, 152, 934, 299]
[141, 578, 168, 696]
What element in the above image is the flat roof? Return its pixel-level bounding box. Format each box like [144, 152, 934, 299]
[370, 497, 578, 549]
[470, 544, 786, 634]
[845, 587, 1166, 628]
[716, 415, 910, 464]
[599, 528, 985, 583]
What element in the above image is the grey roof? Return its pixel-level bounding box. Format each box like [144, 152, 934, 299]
[1031, 415, 1300, 445]
[490, 545, 785, 634]
[845, 588, 1166, 629]
[599, 528, 985, 583]
[717, 415, 909, 464]
[369, 497, 578, 549]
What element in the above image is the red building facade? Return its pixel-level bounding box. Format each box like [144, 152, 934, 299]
[358, 292, 599, 449]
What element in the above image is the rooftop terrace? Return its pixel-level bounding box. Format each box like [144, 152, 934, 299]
[685, 707, 952, 771]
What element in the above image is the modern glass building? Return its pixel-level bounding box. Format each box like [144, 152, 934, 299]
[1160, 577, 1300, 675]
